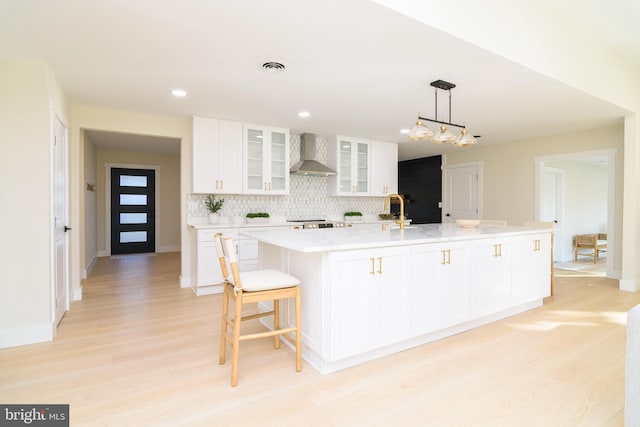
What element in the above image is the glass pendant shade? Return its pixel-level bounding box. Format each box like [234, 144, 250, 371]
[452, 129, 477, 147]
[432, 125, 456, 144]
[408, 119, 434, 141]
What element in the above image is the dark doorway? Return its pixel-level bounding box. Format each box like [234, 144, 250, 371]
[110, 168, 156, 254]
[398, 155, 442, 224]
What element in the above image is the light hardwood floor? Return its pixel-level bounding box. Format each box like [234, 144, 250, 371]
[1, 252, 639, 426]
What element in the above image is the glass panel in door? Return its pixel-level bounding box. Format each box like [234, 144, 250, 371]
[270, 131, 287, 191]
[246, 128, 264, 190]
[357, 142, 368, 193]
[339, 140, 353, 193]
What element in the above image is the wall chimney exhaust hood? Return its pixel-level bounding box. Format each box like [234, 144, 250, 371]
[290, 133, 336, 176]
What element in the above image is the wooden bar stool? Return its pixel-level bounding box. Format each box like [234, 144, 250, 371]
[214, 233, 302, 386]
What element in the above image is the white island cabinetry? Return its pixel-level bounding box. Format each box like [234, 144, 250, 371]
[512, 233, 551, 304]
[241, 224, 552, 374]
[411, 241, 471, 335]
[328, 246, 411, 361]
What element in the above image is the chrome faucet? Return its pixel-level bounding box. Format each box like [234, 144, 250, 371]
[383, 193, 405, 230]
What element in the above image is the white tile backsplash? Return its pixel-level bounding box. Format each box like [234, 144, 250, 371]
[188, 133, 387, 222]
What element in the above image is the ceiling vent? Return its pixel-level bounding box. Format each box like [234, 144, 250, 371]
[262, 62, 286, 72]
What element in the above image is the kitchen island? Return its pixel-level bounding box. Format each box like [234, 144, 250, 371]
[240, 223, 552, 374]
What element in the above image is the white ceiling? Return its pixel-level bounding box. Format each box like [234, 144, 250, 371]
[1, 0, 636, 160]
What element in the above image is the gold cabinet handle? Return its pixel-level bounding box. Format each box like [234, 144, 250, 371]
[441, 250, 446, 265]
[534, 239, 540, 251]
[493, 244, 502, 257]
[220, 180, 223, 189]
[377, 257, 383, 274]
[269, 182, 272, 190]
[370, 258, 375, 275]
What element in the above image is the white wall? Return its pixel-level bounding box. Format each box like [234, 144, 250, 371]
[0, 59, 68, 347]
[83, 134, 97, 277]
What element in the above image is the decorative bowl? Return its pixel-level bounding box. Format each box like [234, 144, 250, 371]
[379, 214, 394, 220]
[455, 219, 481, 228]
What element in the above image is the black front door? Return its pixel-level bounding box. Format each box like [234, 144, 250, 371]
[110, 168, 156, 255]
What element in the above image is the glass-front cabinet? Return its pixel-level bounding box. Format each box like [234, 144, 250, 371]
[243, 124, 289, 194]
[328, 136, 370, 196]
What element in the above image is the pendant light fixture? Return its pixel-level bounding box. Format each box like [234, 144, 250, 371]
[408, 80, 477, 147]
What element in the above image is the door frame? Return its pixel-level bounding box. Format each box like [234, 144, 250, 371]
[534, 148, 617, 278]
[105, 163, 160, 256]
[441, 160, 483, 223]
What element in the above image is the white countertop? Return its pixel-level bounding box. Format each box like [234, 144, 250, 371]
[240, 223, 552, 253]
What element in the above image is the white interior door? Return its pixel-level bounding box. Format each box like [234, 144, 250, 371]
[541, 167, 564, 261]
[53, 116, 69, 326]
[443, 163, 480, 223]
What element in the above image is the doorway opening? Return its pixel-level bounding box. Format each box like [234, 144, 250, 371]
[534, 149, 617, 280]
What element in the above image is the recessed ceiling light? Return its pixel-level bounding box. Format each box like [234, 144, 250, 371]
[400, 129, 410, 134]
[298, 111, 310, 118]
[171, 89, 187, 97]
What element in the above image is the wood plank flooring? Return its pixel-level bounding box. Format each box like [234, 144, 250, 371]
[1, 252, 639, 426]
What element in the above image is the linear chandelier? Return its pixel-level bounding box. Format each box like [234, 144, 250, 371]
[408, 79, 477, 147]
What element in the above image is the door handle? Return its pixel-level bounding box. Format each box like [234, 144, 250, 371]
[64, 226, 72, 232]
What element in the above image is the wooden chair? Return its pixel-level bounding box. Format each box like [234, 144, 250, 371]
[214, 233, 302, 386]
[524, 221, 555, 296]
[574, 233, 607, 263]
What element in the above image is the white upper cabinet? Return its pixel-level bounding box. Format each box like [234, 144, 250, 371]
[192, 116, 243, 194]
[370, 141, 398, 196]
[327, 136, 370, 196]
[243, 124, 290, 195]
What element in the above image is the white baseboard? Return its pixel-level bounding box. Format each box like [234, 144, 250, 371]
[158, 245, 180, 253]
[0, 323, 54, 349]
[192, 284, 223, 296]
[620, 277, 640, 292]
[81, 254, 98, 279]
[72, 286, 83, 301]
[180, 275, 191, 288]
[98, 250, 109, 257]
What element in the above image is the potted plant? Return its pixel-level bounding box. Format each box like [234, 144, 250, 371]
[246, 212, 270, 223]
[344, 211, 363, 222]
[205, 194, 224, 223]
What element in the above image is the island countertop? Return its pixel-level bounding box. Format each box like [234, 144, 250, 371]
[239, 223, 552, 253]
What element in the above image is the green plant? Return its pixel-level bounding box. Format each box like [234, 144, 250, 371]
[205, 194, 224, 214]
[246, 212, 270, 218]
[344, 211, 363, 217]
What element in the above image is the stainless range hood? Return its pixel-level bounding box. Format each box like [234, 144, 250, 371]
[290, 133, 336, 176]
